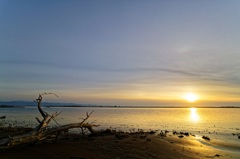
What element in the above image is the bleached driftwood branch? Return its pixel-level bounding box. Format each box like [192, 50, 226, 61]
[0, 94, 98, 149]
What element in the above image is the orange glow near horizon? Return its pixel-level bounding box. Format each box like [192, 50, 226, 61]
[51, 89, 240, 106]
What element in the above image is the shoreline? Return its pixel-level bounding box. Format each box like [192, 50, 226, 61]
[0, 127, 240, 159]
[1, 105, 240, 109]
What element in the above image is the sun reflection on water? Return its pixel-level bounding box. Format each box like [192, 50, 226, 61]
[190, 108, 200, 122]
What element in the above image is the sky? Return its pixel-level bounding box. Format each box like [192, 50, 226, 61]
[1, 0, 240, 106]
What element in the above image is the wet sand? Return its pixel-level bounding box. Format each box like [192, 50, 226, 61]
[0, 128, 239, 159]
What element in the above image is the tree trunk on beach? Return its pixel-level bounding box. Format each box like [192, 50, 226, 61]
[0, 94, 98, 149]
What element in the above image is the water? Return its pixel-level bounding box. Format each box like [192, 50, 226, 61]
[1, 107, 240, 152]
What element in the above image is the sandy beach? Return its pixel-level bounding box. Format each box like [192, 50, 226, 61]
[1, 128, 239, 159]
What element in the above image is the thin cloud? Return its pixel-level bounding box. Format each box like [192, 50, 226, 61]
[1, 59, 224, 82]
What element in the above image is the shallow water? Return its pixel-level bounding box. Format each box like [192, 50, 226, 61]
[1, 107, 240, 153]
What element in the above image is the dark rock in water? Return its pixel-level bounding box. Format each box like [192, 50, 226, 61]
[0, 116, 6, 119]
[165, 130, 169, 134]
[202, 136, 210, 141]
[178, 135, 184, 138]
[179, 132, 189, 136]
[184, 132, 189, 136]
[173, 131, 178, 135]
[214, 154, 221, 157]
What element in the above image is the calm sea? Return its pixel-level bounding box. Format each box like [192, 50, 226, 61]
[1, 107, 240, 153]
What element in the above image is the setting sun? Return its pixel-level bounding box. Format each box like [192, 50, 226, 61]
[184, 93, 199, 102]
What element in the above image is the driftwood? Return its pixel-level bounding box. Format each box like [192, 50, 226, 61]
[0, 94, 98, 149]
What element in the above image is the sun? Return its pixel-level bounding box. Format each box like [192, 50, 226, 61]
[184, 93, 199, 102]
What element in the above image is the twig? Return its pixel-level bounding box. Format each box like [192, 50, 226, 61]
[40, 92, 59, 98]
[146, 151, 157, 158]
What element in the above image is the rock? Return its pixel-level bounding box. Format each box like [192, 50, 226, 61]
[165, 130, 169, 134]
[202, 136, 210, 141]
[214, 154, 221, 157]
[173, 131, 178, 135]
[184, 132, 189, 136]
[0, 116, 6, 119]
[178, 135, 184, 138]
[148, 130, 156, 135]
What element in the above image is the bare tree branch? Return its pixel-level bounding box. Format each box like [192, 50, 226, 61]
[0, 93, 98, 149]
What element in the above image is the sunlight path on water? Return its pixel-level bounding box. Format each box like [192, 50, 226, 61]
[189, 108, 200, 122]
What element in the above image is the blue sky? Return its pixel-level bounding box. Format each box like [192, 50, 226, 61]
[1, 0, 240, 106]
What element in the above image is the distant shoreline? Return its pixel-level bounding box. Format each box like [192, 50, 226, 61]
[0, 105, 240, 108]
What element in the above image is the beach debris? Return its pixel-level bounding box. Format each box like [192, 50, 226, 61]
[145, 151, 157, 158]
[0, 116, 6, 119]
[202, 136, 210, 141]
